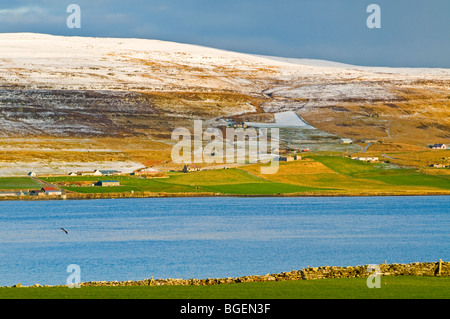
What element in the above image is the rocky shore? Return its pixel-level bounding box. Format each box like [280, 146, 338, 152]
[8, 261, 448, 288]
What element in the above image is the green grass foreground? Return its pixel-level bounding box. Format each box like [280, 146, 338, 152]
[1, 276, 448, 299]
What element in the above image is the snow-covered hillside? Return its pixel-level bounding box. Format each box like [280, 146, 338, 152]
[0, 33, 449, 175]
[1, 33, 448, 93]
[0, 32, 448, 145]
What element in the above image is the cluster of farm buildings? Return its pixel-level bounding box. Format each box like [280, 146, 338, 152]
[28, 167, 161, 178]
[0, 187, 62, 198]
[0, 167, 162, 198]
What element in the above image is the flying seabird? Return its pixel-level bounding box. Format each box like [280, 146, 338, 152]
[60, 228, 68, 234]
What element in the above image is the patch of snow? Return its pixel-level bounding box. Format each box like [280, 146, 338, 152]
[246, 111, 314, 128]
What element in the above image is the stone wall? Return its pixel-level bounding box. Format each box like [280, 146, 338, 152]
[78, 261, 449, 287]
[300, 261, 449, 280]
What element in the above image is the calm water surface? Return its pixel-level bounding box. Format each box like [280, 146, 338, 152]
[0, 196, 448, 286]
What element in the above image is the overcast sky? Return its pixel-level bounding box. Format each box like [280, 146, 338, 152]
[1, 0, 449, 67]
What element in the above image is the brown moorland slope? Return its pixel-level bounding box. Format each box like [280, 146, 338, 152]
[0, 34, 448, 175]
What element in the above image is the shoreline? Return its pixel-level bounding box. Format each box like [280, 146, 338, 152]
[5, 261, 448, 288]
[1, 190, 450, 201]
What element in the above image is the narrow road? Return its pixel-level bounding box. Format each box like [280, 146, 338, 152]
[30, 176, 59, 189]
[362, 143, 372, 153]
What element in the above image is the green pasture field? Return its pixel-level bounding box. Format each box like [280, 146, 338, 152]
[41, 169, 328, 195]
[309, 156, 450, 190]
[33, 156, 450, 195]
[0, 177, 42, 190]
[1, 276, 448, 299]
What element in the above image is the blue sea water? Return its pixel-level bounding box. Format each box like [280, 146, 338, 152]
[0, 196, 448, 286]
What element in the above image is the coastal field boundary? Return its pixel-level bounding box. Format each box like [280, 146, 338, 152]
[7, 261, 447, 288]
[78, 261, 450, 288]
